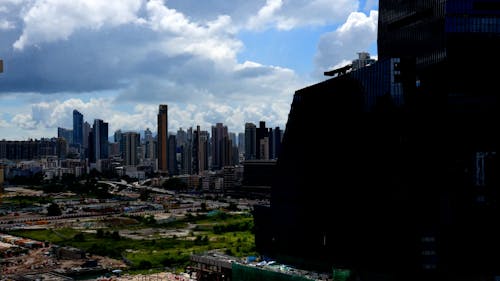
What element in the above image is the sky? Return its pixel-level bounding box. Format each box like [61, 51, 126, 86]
[0, 0, 378, 139]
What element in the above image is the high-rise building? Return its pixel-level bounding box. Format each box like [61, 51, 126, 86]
[168, 134, 177, 176]
[244, 123, 256, 160]
[83, 121, 91, 149]
[238, 132, 245, 155]
[255, 121, 268, 160]
[211, 123, 230, 171]
[57, 127, 73, 144]
[144, 128, 155, 160]
[123, 132, 139, 166]
[254, 1, 500, 279]
[378, 0, 500, 107]
[181, 127, 193, 175]
[90, 119, 108, 163]
[259, 137, 269, 160]
[72, 110, 83, 146]
[193, 126, 210, 175]
[272, 127, 282, 159]
[157, 105, 168, 173]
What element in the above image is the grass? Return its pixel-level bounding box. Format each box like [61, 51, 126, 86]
[9, 211, 257, 272]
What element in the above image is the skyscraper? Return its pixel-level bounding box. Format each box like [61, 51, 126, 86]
[123, 132, 139, 166]
[72, 110, 83, 146]
[255, 121, 268, 160]
[254, 1, 500, 279]
[244, 123, 256, 160]
[211, 123, 230, 170]
[168, 134, 177, 176]
[157, 105, 168, 173]
[57, 127, 73, 144]
[83, 121, 91, 149]
[378, 0, 500, 107]
[238, 132, 245, 155]
[144, 128, 155, 160]
[91, 119, 108, 163]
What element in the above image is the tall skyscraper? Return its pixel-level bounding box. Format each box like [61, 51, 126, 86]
[144, 128, 155, 160]
[122, 132, 139, 166]
[83, 121, 91, 149]
[211, 123, 230, 170]
[91, 119, 108, 163]
[168, 134, 177, 176]
[72, 110, 83, 146]
[244, 123, 256, 160]
[238, 132, 245, 155]
[199, 130, 210, 172]
[254, 1, 500, 279]
[157, 105, 168, 173]
[378, 0, 500, 106]
[255, 121, 268, 160]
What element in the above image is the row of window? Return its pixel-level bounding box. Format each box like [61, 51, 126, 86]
[447, 0, 500, 15]
[446, 16, 500, 33]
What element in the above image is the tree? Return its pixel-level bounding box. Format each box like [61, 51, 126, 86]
[73, 233, 85, 242]
[46, 203, 62, 216]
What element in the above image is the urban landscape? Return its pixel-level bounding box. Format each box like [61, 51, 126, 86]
[2, 0, 500, 280]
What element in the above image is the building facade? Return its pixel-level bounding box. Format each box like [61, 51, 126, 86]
[157, 105, 168, 173]
[255, 1, 500, 279]
[244, 123, 256, 160]
[72, 110, 83, 146]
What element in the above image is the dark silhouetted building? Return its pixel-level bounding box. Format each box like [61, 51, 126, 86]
[211, 123, 232, 171]
[245, 123, 257, 160]
[89, 119, 108, 164]
[168, 134, 177, 176]
[72, 110, 83, 146]
[255, 1, 500, 280]
[158, 104, 168, 173]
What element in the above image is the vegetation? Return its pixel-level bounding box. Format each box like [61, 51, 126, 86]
[9, 211, 257, 272]
[2, 195, 52, 207]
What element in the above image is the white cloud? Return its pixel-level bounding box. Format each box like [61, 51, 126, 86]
[314, 10, 378, 76]
[145, 0, 241, 62]
[12, 113, 37, 130]
[13, 0, 144, 50]
[247, 0, 359, 30]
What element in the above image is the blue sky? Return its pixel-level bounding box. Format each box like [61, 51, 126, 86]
[0, 0, 378, 139]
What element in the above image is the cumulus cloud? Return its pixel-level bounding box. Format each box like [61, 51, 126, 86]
[13, 0, 144, 50]
[314, 10, 378, 76]
[1, 0, 370, 138]
[247, 0, 359, 30]
[12, 113, 37, 130]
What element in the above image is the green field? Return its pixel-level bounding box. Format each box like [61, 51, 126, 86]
[9, 211, 256, 271]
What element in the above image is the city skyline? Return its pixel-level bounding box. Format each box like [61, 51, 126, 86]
[0, 0, 378, 140]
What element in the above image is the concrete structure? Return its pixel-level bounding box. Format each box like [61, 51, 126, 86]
[351, 52, 376, 70]
[255, 1, 500, 279]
